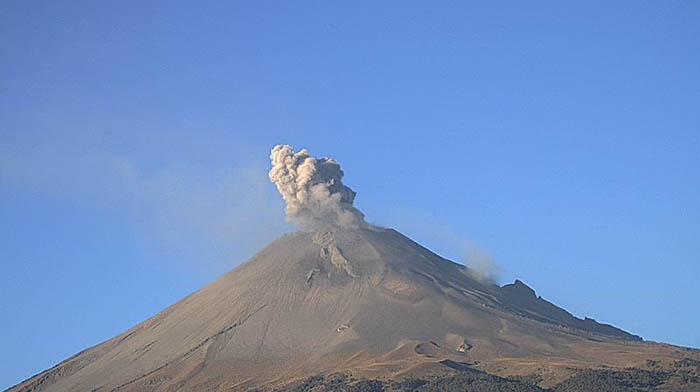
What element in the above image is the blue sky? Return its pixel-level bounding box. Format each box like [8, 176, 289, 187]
[1, 1, 699, 388]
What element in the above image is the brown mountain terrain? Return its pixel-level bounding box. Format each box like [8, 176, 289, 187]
[9, 227, 700, 392]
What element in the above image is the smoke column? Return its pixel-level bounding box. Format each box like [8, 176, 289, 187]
[269, 145, 366, 230]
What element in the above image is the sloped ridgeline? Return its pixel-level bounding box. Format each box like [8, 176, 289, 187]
[281, 357, 700, 392]
[8, 228, 700, 392]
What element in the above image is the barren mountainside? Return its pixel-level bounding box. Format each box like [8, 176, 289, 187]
[9, 228, 700, 392]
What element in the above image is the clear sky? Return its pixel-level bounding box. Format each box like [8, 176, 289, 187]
[1, 1, 699, 389]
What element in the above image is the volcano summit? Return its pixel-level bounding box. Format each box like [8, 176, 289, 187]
[9, 147, 699, 392]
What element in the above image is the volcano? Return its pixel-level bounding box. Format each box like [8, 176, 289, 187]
[9, 227, 699, 392]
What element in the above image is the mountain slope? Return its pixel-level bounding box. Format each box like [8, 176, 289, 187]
[8, 228, 695, 391]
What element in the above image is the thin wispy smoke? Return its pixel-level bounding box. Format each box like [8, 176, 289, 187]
[0, 142, 288, 269]
[463, 245, 502, 284]
[385, 208, 503, 284]
[269, 145, 366, 230]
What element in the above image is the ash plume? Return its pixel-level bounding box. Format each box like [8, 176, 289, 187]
[269, 145, 366, 230]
